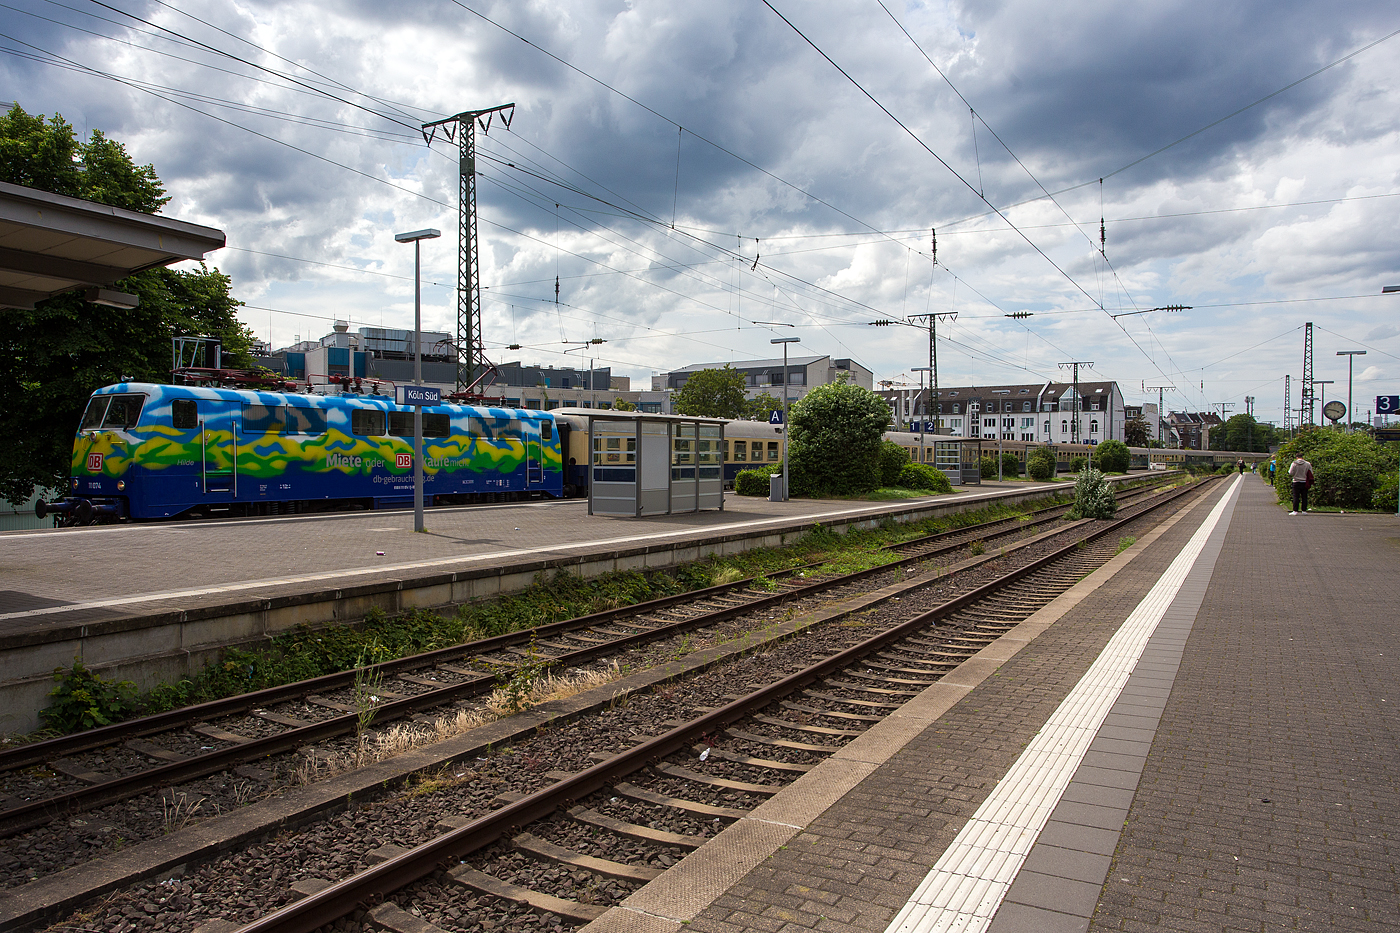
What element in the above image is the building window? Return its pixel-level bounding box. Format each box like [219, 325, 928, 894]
[1043, 420, 1051, 434]
[1061, 420, 1069, 434]
[1090, 419, 1099, 434]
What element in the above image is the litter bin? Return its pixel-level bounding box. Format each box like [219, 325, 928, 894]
[769, 473, 785, 502]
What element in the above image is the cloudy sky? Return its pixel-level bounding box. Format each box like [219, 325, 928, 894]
[5, 0, 1399, 424]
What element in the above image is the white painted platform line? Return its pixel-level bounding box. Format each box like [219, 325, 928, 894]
[884, 475, 1242, 933]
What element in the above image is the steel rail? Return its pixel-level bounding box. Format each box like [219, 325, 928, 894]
[232, 476, 1217, 933]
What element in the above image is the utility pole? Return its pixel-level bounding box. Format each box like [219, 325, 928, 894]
[908, 312, 958, 434]
[1283, 375, 1291, 436]
[1146, 384, 1175, 447]
[1245, 396, 1255, 451]
[1059, 361, 1094, 445]
[1301, 322, 1314, 426]
[422, 103, 515, 393]
[1213, 402, 1234, 451]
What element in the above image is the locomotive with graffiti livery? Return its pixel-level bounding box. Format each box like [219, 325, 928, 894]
[38, 383, 563, 523]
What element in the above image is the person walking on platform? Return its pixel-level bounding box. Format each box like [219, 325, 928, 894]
[1237, 458, 1245, 474]
[1288, 454, 1313, 514]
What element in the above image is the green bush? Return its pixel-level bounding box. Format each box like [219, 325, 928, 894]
[1027, 446, 1057, 481]
[735, 466, 779, 496]
[42, 659, 138, 732]
[1272, 430, 1395, 509]
[897, 462, 952, 493]
[1070, 455, 1088, 473]
[1000, 451, 1020, 478]
[1374, 470, 1398, 512]
[787, 382, 890, 497]
[1068, 467, 1117, 519]
[979, 455, 997, 479]
[878, 440, 911, 486]
[1093, 439, 1130, 473]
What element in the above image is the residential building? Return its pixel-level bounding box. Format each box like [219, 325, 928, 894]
[878, 380, 1126, 445]
[1167, 411, 1223, 450]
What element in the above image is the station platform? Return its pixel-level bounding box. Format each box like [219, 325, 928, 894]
[582, 473, 1400, 933]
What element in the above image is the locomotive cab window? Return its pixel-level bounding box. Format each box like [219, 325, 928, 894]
[243, 404, 286, 435]
[80, 397, 109, 430]
[351, 409, 387, 436]
[171, 399, 198, 430]
[99, 394, 145, 429]
[541, 420, 553, 441]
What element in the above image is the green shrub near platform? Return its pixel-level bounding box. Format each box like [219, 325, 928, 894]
[896, 462, 952, 493]
[786, 382, 890, 497]
[879, 440, 911, 486]
[1070, 455, 1088, 473]
[1027, 447, 1057, 481]
[1000, 451, 1020, 478]
[979, 455, 997, 479]
[735, 465, 780, 496]
[1068, 467, 1117, 519]
[1093, 439, 1131, 473]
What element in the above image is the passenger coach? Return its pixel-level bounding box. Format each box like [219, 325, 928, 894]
[40, 383, 563, 522]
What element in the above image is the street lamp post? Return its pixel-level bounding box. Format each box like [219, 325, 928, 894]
[1312, 379, 1336, 427]
[1337, 350, 1366, 432]
[394, 227, 441, 533]
[911, 366, 933, 468]
[772, 336, 800, 500]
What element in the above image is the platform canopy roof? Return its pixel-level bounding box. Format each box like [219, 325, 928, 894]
[0, 180, 226, 311]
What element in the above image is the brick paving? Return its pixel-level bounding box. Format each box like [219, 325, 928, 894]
[657, 480, 1240, 933]
[1091, 479, 1400, 932]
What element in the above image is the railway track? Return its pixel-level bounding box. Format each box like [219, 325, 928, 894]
[199, 476, 1216, 933]
[0, 476, 1179, 843]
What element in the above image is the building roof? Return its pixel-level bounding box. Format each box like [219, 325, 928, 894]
[0, 180, 226, 310]
[669, 355, 829, 373]
[878, 380, 1119, 399]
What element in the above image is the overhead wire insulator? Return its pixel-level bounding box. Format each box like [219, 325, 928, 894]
[930, 227, 937, 266]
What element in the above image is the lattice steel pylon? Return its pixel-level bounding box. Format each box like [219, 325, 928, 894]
[423, 104, 515, 393]
[1301, 321, 1314, 427]
[1059, 361, 1094, 445]
[1284, 375, 1291, 435]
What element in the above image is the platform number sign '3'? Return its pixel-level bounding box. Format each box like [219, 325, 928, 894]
[87, 453, 103, 472]
[1378, 396, 1400, 415]
[396, 453, 413, 469]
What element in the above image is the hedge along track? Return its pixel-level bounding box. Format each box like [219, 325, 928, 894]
[0, 474, 1185, 840]
[214, 475, 1219, 933]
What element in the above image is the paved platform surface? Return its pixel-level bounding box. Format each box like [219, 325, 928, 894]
[584, 474, 1400, 933]
[0, 480, 1058, 639]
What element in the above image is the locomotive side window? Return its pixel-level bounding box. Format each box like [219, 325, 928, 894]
[285, 406, 328, 435]
[101, 394, 145, 428]
[388, 411, 450, 438]
[351, 409, 387, 436]
[541, 421, 553, 441]
[80, 397, 109, 430]
[243, 404, 286, 435]
[172, 399, 198, 429]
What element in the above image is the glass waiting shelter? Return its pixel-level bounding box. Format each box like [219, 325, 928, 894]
[587, 413, 727, 516]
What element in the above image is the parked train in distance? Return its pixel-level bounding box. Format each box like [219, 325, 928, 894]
[37, 383, 1268, 525]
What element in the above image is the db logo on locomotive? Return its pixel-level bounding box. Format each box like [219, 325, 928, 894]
[87, 453, 103, 471]
[396, 453, 413, 468]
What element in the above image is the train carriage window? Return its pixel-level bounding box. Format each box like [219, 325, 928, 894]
[285, 406, 329, 435]
[101, 394, 145, 428]
[171, 399, 198, 429]
[351, 408, 387, 436]
[80, 397, 109, 430]
[768, 441, 780, 461]
[243, 404, 286, 435]
[733, 440, 747, 462]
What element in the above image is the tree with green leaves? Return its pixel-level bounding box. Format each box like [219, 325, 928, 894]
[743, 391, 782, 422]
[672, 366, 750, 419]
[1123, 415, 1150, 447]
[787, 382, 890, 497]
[1092, 439, 1131, 472]
[1208, 413, 1278, 453]
[0, 104, 251, 506]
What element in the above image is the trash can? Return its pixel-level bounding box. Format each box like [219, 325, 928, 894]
[769, 473, 785, 502]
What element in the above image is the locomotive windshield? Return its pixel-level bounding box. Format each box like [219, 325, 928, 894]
[78, 393, 145, 431]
